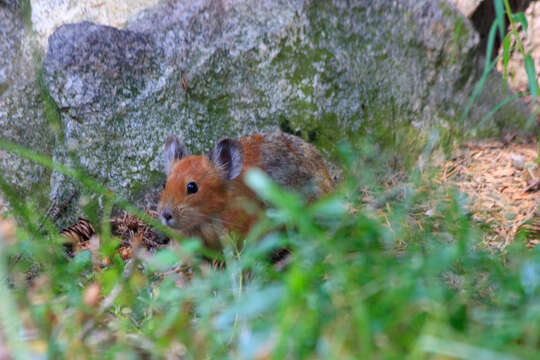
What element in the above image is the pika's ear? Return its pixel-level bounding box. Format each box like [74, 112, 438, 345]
[209, 138, 244, 180]
[163, 135, 188, 175]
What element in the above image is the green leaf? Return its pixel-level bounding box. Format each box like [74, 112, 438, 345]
[99, 266, 121, 294]
[145, 248, 181, 272]
[512, 12, 528, 32]
[214, 285, 283, 329]
[308, 196, 347, 220]
[100, 236, 120, 258]
[244, 168, 302, 211]
[502, 34, 511, 80]
[525, 54, 538, 100]
[180, 238, 202, 254]
[494, 0, 505, 39]
[476, 92, 524, 131]
[252, 232, 283, 255]
[67, 250, 92, 275]
[460, 19, 500, 124]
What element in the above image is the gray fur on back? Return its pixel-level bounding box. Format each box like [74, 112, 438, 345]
[259, 132, 332, 198]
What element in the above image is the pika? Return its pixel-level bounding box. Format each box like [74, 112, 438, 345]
[158, 131, 333, 250]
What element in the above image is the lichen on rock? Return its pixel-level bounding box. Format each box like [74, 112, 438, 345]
[0, 2, 54, 208]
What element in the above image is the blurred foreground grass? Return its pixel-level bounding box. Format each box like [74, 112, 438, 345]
[1, 139, 540, 360]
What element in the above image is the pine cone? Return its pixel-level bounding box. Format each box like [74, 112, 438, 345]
[61, 218, 96, 256]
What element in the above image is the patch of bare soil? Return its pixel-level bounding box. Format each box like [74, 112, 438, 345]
[442, 136, 540, 249]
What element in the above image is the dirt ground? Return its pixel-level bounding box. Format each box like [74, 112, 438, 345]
[441, 136, 540, 249]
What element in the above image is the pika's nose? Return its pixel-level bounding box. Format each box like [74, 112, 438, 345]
[161, 208, 173, 224]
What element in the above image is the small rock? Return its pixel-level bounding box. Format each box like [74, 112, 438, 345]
[510, 153, 524, 170]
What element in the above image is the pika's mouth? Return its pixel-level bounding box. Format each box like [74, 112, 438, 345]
[160, 212, 198, 234]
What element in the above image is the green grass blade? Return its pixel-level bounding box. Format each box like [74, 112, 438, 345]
[460, 19, 501, 124]
[494, 0, 505, 39]
[525, 54, 538, 101]
[512, 12, 528, 32]
[502, 34, 511, 81]
[475, 92, 524, 130]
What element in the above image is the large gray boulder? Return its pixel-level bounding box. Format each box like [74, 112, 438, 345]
[4, 0, 532, 225]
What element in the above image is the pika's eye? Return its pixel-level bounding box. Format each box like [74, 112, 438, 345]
[186, 182, 198, 194]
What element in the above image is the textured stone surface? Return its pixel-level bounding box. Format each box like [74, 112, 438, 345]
[0, 0, 20, 12]
[0, 3, 53, 204]
[38, 0, 533, 226]
[0, 4, 22, 95]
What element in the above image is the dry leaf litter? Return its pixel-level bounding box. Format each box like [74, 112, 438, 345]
[442, 137, 540, 249]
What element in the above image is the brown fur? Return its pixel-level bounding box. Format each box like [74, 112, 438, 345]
[158, 131, 334, 249]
